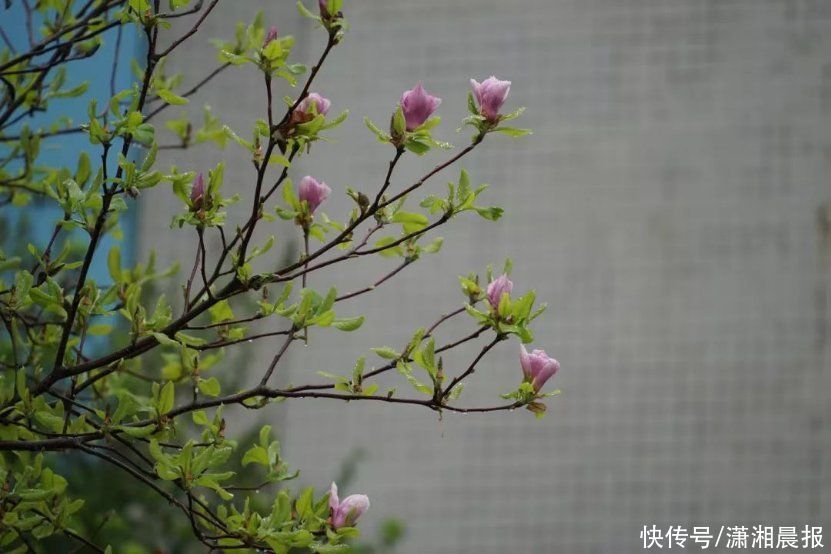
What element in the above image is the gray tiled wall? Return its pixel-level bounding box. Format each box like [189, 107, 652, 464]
[143, 1, 831, 552]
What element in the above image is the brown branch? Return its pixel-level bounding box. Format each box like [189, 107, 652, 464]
[0, 0, 124, 74]
[335, 258, 414, 302]
[276, 30, 338, 130]
[34, 0, 223, 396]
[153, 0, 220, 60]
[191, 328, 293, 351]
[31, 61, 484, 403]
[50, 142, 114, 374]
[443, 335, 504, 399]
[259, 332, 296, 386]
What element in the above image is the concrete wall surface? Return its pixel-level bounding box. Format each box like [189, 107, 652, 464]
[143, 1, 831, 552]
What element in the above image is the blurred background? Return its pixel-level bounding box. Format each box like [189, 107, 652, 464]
[140, 0, 831, 552]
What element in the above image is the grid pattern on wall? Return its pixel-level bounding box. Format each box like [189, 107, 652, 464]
[147, 1, 831, 552]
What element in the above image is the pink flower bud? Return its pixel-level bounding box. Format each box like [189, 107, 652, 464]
[486, 274, 513, 310]
[297, 92, 331, 118]
[298, 175, 331, 214]
[263, 26, 278, 47]
[401, 82, 441, 131]
[319, 0, 329, 16]
[470, 76, 511, 121]
[519, 345, 560, 392]
[190, 172, 205, 210]
[329, 482, 369, 529]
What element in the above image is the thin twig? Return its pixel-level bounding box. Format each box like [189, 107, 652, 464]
[259, 333, 296, 386]
[109, 24, 124, 98]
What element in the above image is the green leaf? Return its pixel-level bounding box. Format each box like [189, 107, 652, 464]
[332, 316, 364, 332]
[87, 324, 112, 336]
[511, 290, 536, 321]
[107, 246, 122, 281]
[352, 356, 365, 384]
[396, 362, 431, 395]
[392, 106, 406, 136]
[318, 287, 337, 314]
[529, 302, 548, 322]
[404, 138, 430, 155]
[446, 383, 464, 400]
[223, 125, 252, 150]
[391, 211, 429, 232]
[297, 1, 319, 19]
[76, 152, 91, 185]
[120, 425, 156, 438]
[336, 527, 360, 539]
[151, 332, 178, 348]
[157, 88, 189, 105]
[132, 123, 155, 145]
[282, 178, 298, 209]
[269, 154, 292, 167]
[112, 394, 139, 424]
[198, 377, 221, 397]
[158, 381, 175, 414]
[315, 545, 352, 553]
[458, 168, 472, 201]
[317, 371, 348, 383]
[422, 237, 443, 253]
[34, 411, 65, 433]
[494, 126, 532, 137]
[310, 309, 335, 327]
[194, 474, 234, 500]
[192, 410, 209, 426]
[242, 445, 270, 467]
[296, 487, 315, 519]
[467, 90, 478, 115]
[500, 106, 526, 122]
[53, 81, 89, 99]
[374, 236, 403, 258]
[364, 117, 391, 142]
[208, 300, 235, 324]
[16, 368, 28, 402]
[371, 346, 400, 360]
[417, 116, 441, 131]
[474, 206, 504, 221]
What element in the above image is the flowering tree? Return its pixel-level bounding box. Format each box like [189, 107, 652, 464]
[0, 0, 560, 551]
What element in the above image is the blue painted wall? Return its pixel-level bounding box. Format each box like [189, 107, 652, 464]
[2, 4, 142, 276]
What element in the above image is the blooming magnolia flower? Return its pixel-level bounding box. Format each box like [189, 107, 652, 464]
[297, 92, 331, 118]
[401, 82, 441, 131]
[263, 26, 278, 47]
[190, 173, 205, 210]
[470, 76, 511, 121]
[329, 482, 369, 529]
[298, 175, 331, 214]
[520, 345, 560, 392]
[486, 274, 513, 310]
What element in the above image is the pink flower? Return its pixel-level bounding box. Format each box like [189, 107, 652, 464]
[520, 345, 560, 392]
[401, 82, 441, 131]
[263, 26, 278, 47]
[190, 173, 205, 210]
[486, 274, 513, 310]
[298, 175, 331, 214]
[297, 92, 331, 117]
[470, 76, 511, 121]
[329, 482, 369, 529]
